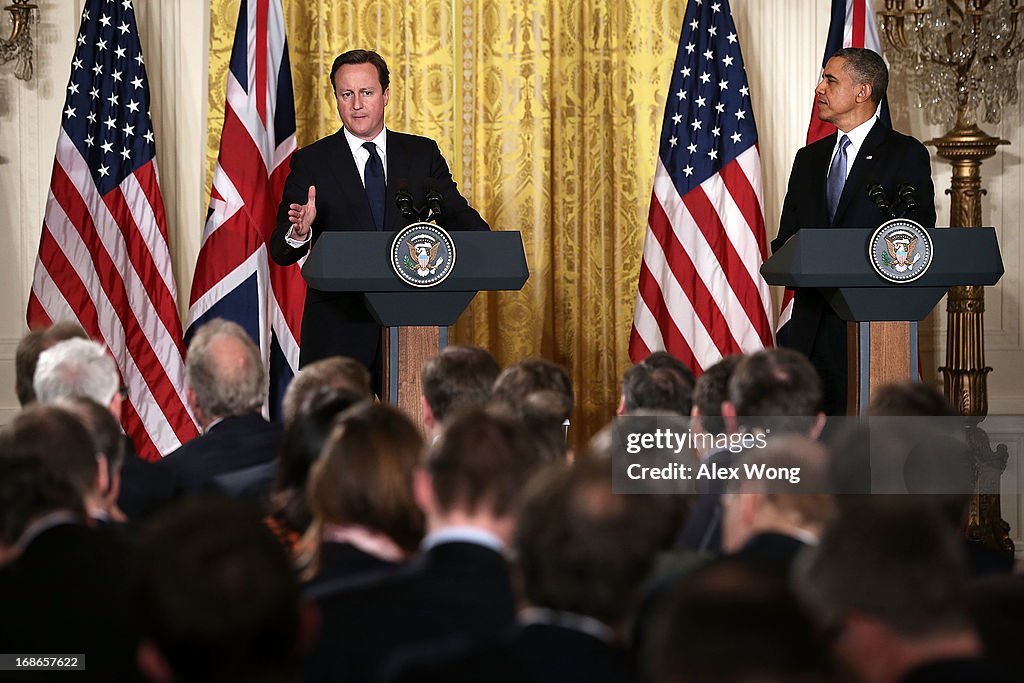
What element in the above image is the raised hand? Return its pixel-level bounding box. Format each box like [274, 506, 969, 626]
[287, 185, 317, 239]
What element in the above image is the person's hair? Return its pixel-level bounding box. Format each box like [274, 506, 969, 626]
[642, 351, 696, 387]
[692, 354, 742, 433]
[794, 498, 973, 638]
[305, 402, 425, 565]
[330, 49, 390, 93]
[426, 408, 551, 517]
[185, 319, 265, 418]
[492, 358, 574, 420]
[729, 349, 822, 432]
[421, 346, 500, 424]
[0, 455, 84, 548]
[15, 330, 45, 406]
[622, 362, 694, 415]
[516, 458, 670, 624]
[868, 381, 955, 417]
[33, 337, 119, 407]
[727, 436, 834, 526]
[0, 404, 98, 498]
[269, 389, 365, 541]
[138, 498, 304, 683]
[644, 561, 830, 683]
[57, 395, 127, 476]
[831, 46, 888, 104]
[281, 357, 371, 429]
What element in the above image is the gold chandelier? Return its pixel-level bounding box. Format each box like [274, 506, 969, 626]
[0, 0, 37, 81]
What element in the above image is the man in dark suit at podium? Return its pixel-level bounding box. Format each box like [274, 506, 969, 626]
[772, 47, 935, 415]
[270, 49, 489, 390]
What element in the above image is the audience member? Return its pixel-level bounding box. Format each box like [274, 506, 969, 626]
[301, 402, 425, 587]
[721, 436, 834, 577]
[421, 345, 500, 440]
[303, 408, 551, 683]
[644, 561, 830, 683]
[162, 318, 282, 500]
[794, 498, 1014, 683]
[266, 389, 365, 552]
[491, 358, 574, 459]
[58, 396, 129, 524]
[968, 573, 1024, 674]
[391, 457, 670, 683]
[14, 320, 88, 406]
[618, 351, 695, 416]
[689, 354, 742, 460]
[136, 498, 313, 683]
[281, 356, 372, 428]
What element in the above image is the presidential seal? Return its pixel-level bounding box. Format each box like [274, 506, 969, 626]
[868, 218, 933, 284]
[390, 222, 456, 288]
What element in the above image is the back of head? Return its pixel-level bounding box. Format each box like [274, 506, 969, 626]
[307, 402, 425, 553]
[794, 498, 971, 639]
[281, 356, 372, 428]
[0, 454, 84, 552]
[0, 404, 98, 499]
[644, 561, 829, 683]
[33, 337, 119, 407]
[729, 349, 822, 432]
[692, 354, 742, 433]
[58, 395, 126, 471]
[868, 381, 955, 417]
[831, 46, 888, 104]
[516, 458, 668, 626]
[421, 345, 500, 424]
[491, 358, 574, 422]
[186, 318, 266, 418]
[427, 408, 551, 519]
[622, 361, 694, 415]
[138, 498, 303, 683]
[15, 330, 45, 406]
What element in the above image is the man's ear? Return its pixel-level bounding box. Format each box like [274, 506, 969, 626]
[721, 400, 739, 434]
[413, 467, 435, 517]
[95, 454, 110, 498]
[421, 396, 435, 433]
[616, 394, 627, 417]
[137, 640, 174, 683]
[808, 412, 827, 441]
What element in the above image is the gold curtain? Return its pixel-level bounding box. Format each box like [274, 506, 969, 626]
[206, 0, 684, 446]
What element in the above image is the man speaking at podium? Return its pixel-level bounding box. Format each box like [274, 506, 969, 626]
[772, 47, 935, 415]
[270, 49, 489, 390]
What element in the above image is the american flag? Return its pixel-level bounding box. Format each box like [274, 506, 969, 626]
[629, 0, 773, 372]
[777, 0, 888, 342]
[28, 0, 198, 461]
[186, 0, 301, 416]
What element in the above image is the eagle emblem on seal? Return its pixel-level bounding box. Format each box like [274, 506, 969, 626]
[406, 239, 443, 276]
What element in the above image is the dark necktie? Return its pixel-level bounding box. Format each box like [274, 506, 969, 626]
[363, 141, 386, 230]
[826, 134, 851, 223]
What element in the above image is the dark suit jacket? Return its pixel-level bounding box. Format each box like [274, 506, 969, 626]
[675, 447, 736, 553]
[160, 413, 282, 497]
[729, 531, 808, 578]
[773, 121, 935, 414]
[303, 540, 516, 683]
[269, 129, 489, 371]
[117, 435, 176, 521]
[303, 541, 401, 594]
[387, 622, 636, 683]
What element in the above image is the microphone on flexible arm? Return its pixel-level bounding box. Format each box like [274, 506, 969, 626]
[896, 184, 919, 219]
[867, 181, 895, 221]
[394, 181, 419, 222]
[424, 182, 444, 224]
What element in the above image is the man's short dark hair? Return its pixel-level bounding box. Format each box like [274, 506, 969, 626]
[729, 349, 822, 432]
[138, 498, 304, 683]
[794, 498, 972, 638]
[15, 322, 89, 406]
[517, 458, 670, 624]
[0, 404, 98, 498]
[58, 395, 127, 481]
[491, 358, 574, 421]
[281, 356, 372, 428]
[426, 409, 550, 518]
[0, 455, 84, 548]
[622, 362, 694, 415]
[330, 49, 390, 93]
[421, 346, 500, 423]
[692, 354, 742, 433]
[831, 47, 888, 104]
[868, 381, 955, 417]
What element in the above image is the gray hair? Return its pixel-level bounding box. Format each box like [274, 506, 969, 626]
[185, 319, 265, 418]
[33, 338, 119, 407]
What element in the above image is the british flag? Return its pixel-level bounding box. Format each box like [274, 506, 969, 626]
[186, 0, 302, 415]
[29, 0, 198, 460]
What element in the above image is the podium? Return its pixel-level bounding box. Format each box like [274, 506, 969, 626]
[302, 231, 528, 424]
[761, 227, 1002, 413]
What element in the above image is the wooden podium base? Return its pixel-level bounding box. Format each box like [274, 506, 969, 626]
[382, 326, 448, 432]
[846, 321, 918, 415]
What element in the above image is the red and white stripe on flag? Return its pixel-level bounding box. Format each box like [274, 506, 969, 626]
[28, 0, 198, 460]
[186, 0, 301, 414]
[779, 0, 884, 337]
[629, 0, 773, 374]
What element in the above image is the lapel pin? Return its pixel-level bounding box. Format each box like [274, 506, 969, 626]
[865, 155, 873, 160]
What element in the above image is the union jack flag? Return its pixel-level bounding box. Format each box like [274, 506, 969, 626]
[29, 0, 198, 460]
[629, 0, 773, 373]
[186, 0, 301, 415]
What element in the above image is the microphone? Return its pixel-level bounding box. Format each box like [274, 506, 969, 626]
[867, 182, 894, 220]
[394, 182, 418, 222]
[896, 184, 919, 218]
[424, 186, 443, 223]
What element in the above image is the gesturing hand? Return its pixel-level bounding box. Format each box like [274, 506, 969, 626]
[287, 185, 316, 240]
